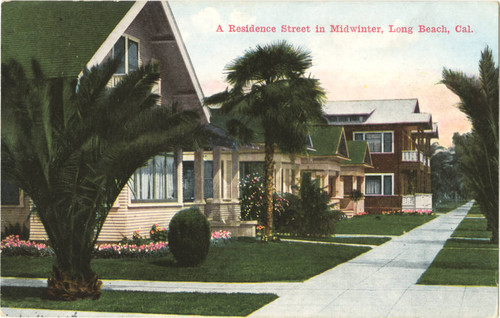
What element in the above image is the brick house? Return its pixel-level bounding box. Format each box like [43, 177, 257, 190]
[324, 99, 438, 213]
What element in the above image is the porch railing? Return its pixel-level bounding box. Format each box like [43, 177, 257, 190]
[402, 151, 427, 165]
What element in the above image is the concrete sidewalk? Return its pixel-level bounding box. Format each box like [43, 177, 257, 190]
[249, 201, 498, 318]
[2, 201, 498, 317]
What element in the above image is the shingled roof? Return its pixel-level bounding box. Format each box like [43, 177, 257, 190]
[341, 141, 372, 167]
[307, 126, 349, 159]
[323, 99, 433, 128]
[2, 1, 134, 78]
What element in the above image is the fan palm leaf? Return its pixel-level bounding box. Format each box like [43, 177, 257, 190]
[204, 41, 326, 236]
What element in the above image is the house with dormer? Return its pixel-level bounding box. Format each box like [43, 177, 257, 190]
[324, 99, 438, 213]
[2, 1, 374, 242]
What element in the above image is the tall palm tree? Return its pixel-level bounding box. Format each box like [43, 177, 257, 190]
[2, 58, 203, 300]
[204, 41, 326, 237]
[441, 47, 498, 242]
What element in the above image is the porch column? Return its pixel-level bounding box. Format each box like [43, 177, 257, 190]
[337, 173, 343, 198]
[176, 149, 183, 203]
[353, 175, 358, 192]
[358, 177, 365, 195]
[194, 149, 204, 203]
[231, 150, 239, 202]
[212, 147, 222, 203]
[275, 163, 282, 193]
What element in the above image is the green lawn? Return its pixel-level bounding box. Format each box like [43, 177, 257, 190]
[1, 287, 277, 316]
[2, 239, 370, 282]
[280, 236, 391, 246]
[466, 203, 485, 217]
[452, 218, 492, 239]
[335, 214, 436, 236]
[433, 200, 468, 213]
[418, 210, 498, 286]
[417, 240, 498, 286]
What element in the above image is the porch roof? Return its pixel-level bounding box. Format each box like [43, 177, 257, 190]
[2, 1, 134, 78]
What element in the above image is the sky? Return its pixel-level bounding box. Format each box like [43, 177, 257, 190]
[169, 1, 498, 148]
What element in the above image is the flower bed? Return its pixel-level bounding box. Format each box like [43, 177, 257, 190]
[94, 241, 169, 258]
[211, 230, 231, 247]
[1, 235, 54, 257]
[2, 230, 233, 258]
[382, 209, 433, 215]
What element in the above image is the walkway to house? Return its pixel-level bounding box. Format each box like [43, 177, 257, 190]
[2, 201, 498, 317]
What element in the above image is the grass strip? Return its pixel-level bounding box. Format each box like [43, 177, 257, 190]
[1, 287, 277, 316]
[279, 236, 391, 246]
[451, 218, 491, 239]
[433, 201, 469, 214]
[445, 238, 497, 249]
[335, 214, 436, 236]
[417, 246, 498, 286]
[2, 240, 369, 282]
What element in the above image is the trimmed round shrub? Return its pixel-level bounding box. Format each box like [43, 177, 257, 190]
[168, 207, 211, 266]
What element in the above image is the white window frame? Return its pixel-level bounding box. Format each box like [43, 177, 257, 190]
[353, 131, 394, 154]
[129, 153, 177, 202]
[112, 34, 141, 75]
[365, 173, 394, 196]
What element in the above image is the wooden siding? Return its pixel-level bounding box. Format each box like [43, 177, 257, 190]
[1, 194, 31, 234]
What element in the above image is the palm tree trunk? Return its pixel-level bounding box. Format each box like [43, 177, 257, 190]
[39, 205, 103, 301]
[264, 140, 275, 237]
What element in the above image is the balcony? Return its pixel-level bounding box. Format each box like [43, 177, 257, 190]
[401, 151, 427, 165]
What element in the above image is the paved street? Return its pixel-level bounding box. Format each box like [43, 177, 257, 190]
[2, 201, 498, 317]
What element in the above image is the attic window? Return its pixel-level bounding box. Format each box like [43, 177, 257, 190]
[306, 135, 314, 151]
[328, 115, 364, 124]
[338, 134, 348, 157]
[113, 36, 139, 74]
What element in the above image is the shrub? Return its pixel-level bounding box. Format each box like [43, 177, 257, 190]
[150, 224, 168, 242]
[275, 174, 343, 237]
[1, 222, 29, 240]
[239, 173, 289, 223]
[168, 207, 211, 266]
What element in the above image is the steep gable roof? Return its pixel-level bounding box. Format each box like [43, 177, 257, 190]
[2, 1, 211, 122]
[308, 126, 349, 159]
[2, 1, 134, 78]
[342, 141, 373, 167]
[324, 99, 432, 128]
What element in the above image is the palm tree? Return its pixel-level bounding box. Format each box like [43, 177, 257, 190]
[441, 47, 498, 242]
[204, 41, 326, 237]
[1, 58, 203, 300]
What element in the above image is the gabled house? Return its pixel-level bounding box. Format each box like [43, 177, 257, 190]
[324, 99, 438, 213]
[340, 141, 373, 216]
[1, 1, 252, 241]
[212, 106, 373, 216]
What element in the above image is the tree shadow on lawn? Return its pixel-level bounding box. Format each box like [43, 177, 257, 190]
[150, 259, 185, 268]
